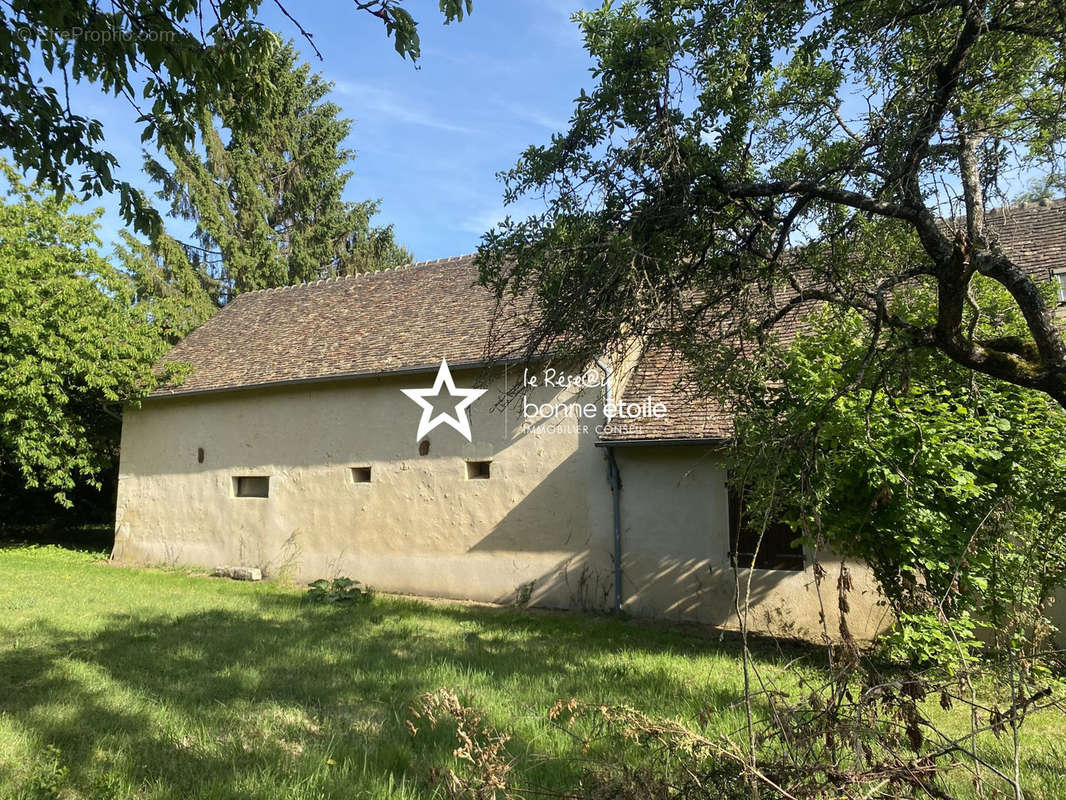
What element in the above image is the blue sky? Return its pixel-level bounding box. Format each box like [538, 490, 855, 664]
[25, 1, 600, 262]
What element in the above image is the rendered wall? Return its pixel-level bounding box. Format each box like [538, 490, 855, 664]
[114, 368, 889, 639]
[114, 368, 619, 609]
[613, 446, 891, 641]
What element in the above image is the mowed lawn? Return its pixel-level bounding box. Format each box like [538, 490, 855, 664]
[1, 545, 1064, 799]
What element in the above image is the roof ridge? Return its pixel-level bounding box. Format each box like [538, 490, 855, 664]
[985, 196, 1066, 218]
[935, 196, 1066, 234]
[228, 252, 480, 299]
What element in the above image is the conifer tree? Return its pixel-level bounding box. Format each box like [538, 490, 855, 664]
[138, 40, 411, 301]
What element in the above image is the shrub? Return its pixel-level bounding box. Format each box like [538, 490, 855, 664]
[305, 577, 374, 606]
[727, 299, 1066, 668]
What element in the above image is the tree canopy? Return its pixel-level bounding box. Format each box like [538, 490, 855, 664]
[0, 0, 472, 235]
[478, 0, 1066, 406]
[728, 288, 1066, 665]
[132, 40, 411, 301]
[0, 165, 175, 504]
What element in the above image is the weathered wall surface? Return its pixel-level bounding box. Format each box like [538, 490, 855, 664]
[114, 366, 889, 639]
[114, 367, 617, 609]
[613, 446, 891, 641]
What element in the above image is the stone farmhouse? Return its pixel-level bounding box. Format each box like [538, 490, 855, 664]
[113, 200, 1066, 640]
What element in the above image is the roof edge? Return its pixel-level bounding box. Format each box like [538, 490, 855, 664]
[147, 354, 545, 401]
[595, 437, 731, 448]
[229, 253, 481, 300]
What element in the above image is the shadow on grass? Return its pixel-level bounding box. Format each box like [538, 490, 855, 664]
[0, 523, 113, 553]
[0, 589, 826, 798]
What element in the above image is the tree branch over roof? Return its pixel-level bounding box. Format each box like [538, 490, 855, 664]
[477, 0, 1066, 407]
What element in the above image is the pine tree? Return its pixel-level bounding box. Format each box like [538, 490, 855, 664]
[114, 229, 218, 344]
[140, 39, 411, 301]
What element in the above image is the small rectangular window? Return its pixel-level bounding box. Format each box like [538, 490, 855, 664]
[234, 476, 269, 498]
[728, 486, 803, 570]
[351, 466, 372, 483]
[466, 460, 491, 480]
[1055, 271, 1066, 304]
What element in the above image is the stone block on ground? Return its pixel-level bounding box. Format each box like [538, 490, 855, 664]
[212, 566, 262, 581]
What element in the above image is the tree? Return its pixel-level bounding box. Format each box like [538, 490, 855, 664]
[114, 228, 218, 344]
[0, 165, 176, 505]
[0, 0, 472, 235]
[1015, 174, 1066, 203]
[727, 287, 1066, 666]
[139, 40, 411, 298]
[477, 0, 1066, 407]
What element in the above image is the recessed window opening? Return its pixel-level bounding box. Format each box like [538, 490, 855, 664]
[197, 447, 205, 464]
[466, 460, 491, 480]
[234, 476, 270, 498]
[728, 486, 803, 570]
[1055, 270, 1066, 304]
[351, 466, 372, 483]
[419, 439, 431, 456]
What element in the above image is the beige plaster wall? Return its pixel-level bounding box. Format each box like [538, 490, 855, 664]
[613, 446, 891, 641]
[114, 365, 889, 639]
[114, 367, 619, 609]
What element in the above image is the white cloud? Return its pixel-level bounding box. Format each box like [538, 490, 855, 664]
[498, 100, 567, 133]
[461, 200, 545, 235]
[533, 0, 597, 45]
[331, 80, 476, 134]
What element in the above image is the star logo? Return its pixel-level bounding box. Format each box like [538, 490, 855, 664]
[401, 358, 487, 442]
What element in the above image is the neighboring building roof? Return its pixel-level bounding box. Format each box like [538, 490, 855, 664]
[152, 254, 534, 398]
[600, 197, 1066, 444]
[985, 196, 1066, 276]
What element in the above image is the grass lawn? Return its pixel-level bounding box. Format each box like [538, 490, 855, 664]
[1, 544, 1064, 799]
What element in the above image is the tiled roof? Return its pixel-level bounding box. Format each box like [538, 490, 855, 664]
[152, 254, 534, 397]
[599, 347, 735, 442]
[600, 198, 1066, 443]
[982, 197, 1066, 276]
[154, 201, 1066, 443]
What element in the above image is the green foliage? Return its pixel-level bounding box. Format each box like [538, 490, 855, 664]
[305, 577, 375, 606]
[0, 1, 471, 234]
[729, 291, 1066, 666]
[0, 165, 176, 505]
[136, 40, 411, 300]
[477, 0, 1066, 404]
[884, 612, 979, 672]
[114, 229, 219, 344]
[2, 545, 1064, 799]
[383, 0, 474, 61]
[1014, 174, 1066, 203]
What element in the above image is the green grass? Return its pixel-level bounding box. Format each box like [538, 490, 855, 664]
[0, 545, 1063, 799]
